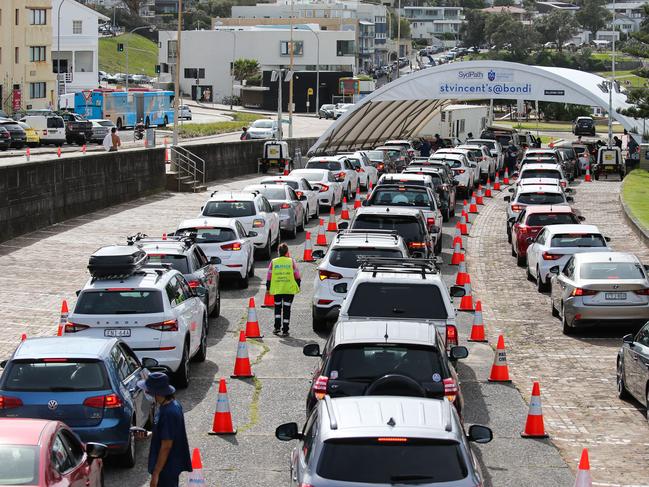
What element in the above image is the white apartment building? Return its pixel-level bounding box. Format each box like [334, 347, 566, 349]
[402, 6, 464, 45]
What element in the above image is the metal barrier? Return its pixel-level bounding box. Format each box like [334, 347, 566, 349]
[170, 145, 206, 192]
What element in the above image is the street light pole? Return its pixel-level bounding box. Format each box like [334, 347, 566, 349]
[172, 0, 182, 146]
[288, 0, 294, 138]
[396, 0, 401, 79]
[608, 0, 616, 147]
[125, 25, 154, 92]
[306, 25, 320, 114]
[56, 0, 66, 108]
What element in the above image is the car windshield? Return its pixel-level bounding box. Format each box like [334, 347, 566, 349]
[447, 160, 463, 169]
[306, 160, 342, 171]
[352, 215, 423, 243]
[203, 201, 255, 217]
[0, 446, 39, 485]
[75, 290, 163, 314]
[317, 438, 466, 483]
[252, 120, 273, 129]
[347, 283, 448, 319]
[329, 248, 403, 268]
[366, 151, 384, 160]
[369, 189, 431, 207]
[527, 213, 578, 226]
[146, 254, 190, 273]
[178, 227, 237, 243]
[348, 158, 362, 169]
[254, 187, 287, 200]
[580, 262, 645, 280]
[262, 180, 299, 190]
[326, 344, 443, 382]
[517, 192, 565, 205]
[3, 359, 110, 392]
[469, 140, 496, 150]
[521, 169, 561, 179]
[550, 233, 607, 248]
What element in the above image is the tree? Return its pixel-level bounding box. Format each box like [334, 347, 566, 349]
[232, 58, 260, 82]
[389, 13, 411, 39]
[493, 0, 515, 6]
[485, 13, 538, 57]
[575, 0, 611, 38]
[535, 10, 578, 51]
[618, 86, 649, 119]
[460, 10, 487, 48]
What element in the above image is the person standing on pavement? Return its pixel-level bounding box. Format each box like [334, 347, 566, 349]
[240, 127, 251, 141]
[266, 243, 301, 336]
[105, 127, 121, 151]
[136, 372, 192, 487]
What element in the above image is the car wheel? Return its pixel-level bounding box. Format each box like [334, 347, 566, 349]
[561, 307, 574, 335]
[260, 236, 272, 260]
[313, 204, 320, 220]
[174, 341, 190, 388]
[537, 267, 550, 293]
[193, 318, 208, 363]
[239, 271, 249, 289]
[516, 253, 526, 267]
[507, 227, 512, 244]
[312, 310, 329, 333]
[286, 219, 298, 240]
[511, 245, 516, 257]
[209, 288, 220, 318]
[298, 211, 306, 232]
[248, 258, 255, 278]
[450, 202, 456, 217]
[116, 419, 136, 468]
[616, 359, 631, 400]
[526, 264, 534, 282]
[551, 297, 560, 318]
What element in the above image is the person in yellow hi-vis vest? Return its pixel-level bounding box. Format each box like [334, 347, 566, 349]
[266, 243, 301, 336]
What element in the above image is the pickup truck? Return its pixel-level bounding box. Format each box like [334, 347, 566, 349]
[59, 112, 93, 145]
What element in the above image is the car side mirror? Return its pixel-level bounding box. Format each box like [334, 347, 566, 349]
[622, 333, 634, 344]
[338, 222, 349, 230]
[503, 196, 511, 202]
[526, 237, 534, 244]
[644, 264, 649, 273]
[275, 422, 303, 441]
[303, 343, 321, 357]
[450, 346, 469, 360]
[0, 360, 6, 368]
[467, 424, 493, 444]
[247, 231, 258, 238]
[75, 289, 81, 297]
[508, 217, 516, 224]
[578, 215, 586, 221]
[508, 188, 515, 193]
[210, 256, 221, 265]
[194, 286, 208, 297]
[450, 285, 466, 297]
[312, 249, 325, 259]
[604, 236, 611, 242]
[361, 199, 369, 206]
[566, 196, 574, 202]
[86, 442, 108, 459]
[299, 195, 307, 201]
[549, 266, 560, 275]
[141, 357, 159, 369]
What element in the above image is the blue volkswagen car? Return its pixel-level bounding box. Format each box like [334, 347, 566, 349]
[0, 337, 157, 468]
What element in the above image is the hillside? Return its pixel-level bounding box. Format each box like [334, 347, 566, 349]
[99, 33, 158, 77]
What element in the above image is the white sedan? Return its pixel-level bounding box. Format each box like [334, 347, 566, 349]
[260, 175, 320, 220]
[290, 168, 343, 209]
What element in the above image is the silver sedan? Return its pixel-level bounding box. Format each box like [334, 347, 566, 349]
[243, 184, 307, 239]
[550, 252, 649, 335]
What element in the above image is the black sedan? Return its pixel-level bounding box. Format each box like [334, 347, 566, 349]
[0, 119, 26, 149]
[0, 126, 11, 151]
[617, 321, 649, 416]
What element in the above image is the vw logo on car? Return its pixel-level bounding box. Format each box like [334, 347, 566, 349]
[47, 399, 58, 410]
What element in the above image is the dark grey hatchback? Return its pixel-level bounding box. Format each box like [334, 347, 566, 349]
[0, 119, 26, 149]
[617, 321, 649, 419]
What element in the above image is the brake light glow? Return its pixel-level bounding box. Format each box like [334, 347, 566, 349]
[571, 288, 598, 296]
[107, 288, 134, 292]
[146, 319, 178, 332]
[560, 180, 567, 188]
[295, 191, 303, 198]
[0, 395, 23, 409]
[542, 252, 562, 260]
[337, 171, 346, 180]
[253, 219, 265, 228]
[83, 393, 123, 409]
[280, 203, 291, 209]
[377, 437, 408, 443]
[408, 242, 427, 249]
[221, 242, 242, 251]
[634, 288, 649, 295]
[313, 375, 328, 400]
[511, 204, 524, 212]
[443, 377, 458, 403]
[319, 269, 343, 280]
[426, 217, 435, 227]
[42, 358, 68, 363]
[377, 163, 385, 170]
[317, 299, 333, 305]
[446, 324, 458, 349]
[318, 184, 329, 193]
[65, 323, 89, 333]
[187, 280, 200, 288]
[455, 169, 466, 174]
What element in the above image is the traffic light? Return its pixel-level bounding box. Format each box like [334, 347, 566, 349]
[117, 43, 124, 52]
[155, 64, 161, 74]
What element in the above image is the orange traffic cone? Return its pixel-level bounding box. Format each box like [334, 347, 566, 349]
[585, 165, 592, 182]
[316, 219, 328, 246]
[187, 448, 206, 484]
[476, 185, 484, 205]
[283, 160, 290, 176]
[468, 300, 488, 342]
[459, 214, 468, 236]
[25, 147, 30, 162]
[455, 261, 469, 286]
[485, 177, 492, 197]
[81, 144, 87, 155]
[462, 200, 470, 222]
[494, 172, 501, 191]
[162, 233, 167, 240]
[574, 449, 592, 487]
[326, 207, 337, 232]
[209, 378, 237, 435]
[488, 335, 511, 382]
[165, 145, 171, 163]
[57, 300, 68, 336]
[245, 298, 263, 338]
[302, 231, 314, 262]
[57, 146, 62, 158]
[450, 241, 464, 265]
[20, 333, 27, 342]
[231, 330, 254, 378]
[521, 381, 548, 438]
[458, 280, 474, 311]
[340, 198, 350, 220]
[469, 194, 479, 213]
[504, 168, 510, 185]
[262, 290, 274, 308]
[353, 187, 362, 209]
[452, 226, 464, 250]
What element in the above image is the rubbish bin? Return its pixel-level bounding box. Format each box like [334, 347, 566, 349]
[144, 128, 156, 148]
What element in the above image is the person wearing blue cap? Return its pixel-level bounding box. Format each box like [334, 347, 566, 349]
[137, 372, 192, 487]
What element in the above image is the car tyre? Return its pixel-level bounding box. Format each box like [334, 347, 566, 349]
[312, 313, 329, 333]
[259, 236, 272, 260]
[537, 267, 550, 293]
[239, 271, 249, 289]
[298, 211, 306, 232]
[507, 227, 512, 244]
[116, 420, 136, 468]
[516, 253, 526, 267]
[561, 307, 574, 335]
[616, 359, 631, 400]
[551, 298, 560, 318]
[287, 220, 298, 240]
[174, 341, 191, 388]
[526, 265, 534, 282]
[434, 236, 442, 255]
[511, 245, 516, 257]
[209, 288, 220, 318]
[193, 318, 208, 363]
[248, 259, 255, 278]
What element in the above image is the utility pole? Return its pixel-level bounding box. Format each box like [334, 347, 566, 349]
[608, 0, 616, 147]
[396, 0, 401, 79]
[277, 69, 283, 140]
[173, 0, 182, 146]
[288, 0, 294, 138]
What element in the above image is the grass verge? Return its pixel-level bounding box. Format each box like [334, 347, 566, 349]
[622, 169, 649, 231]
[499, 121, 624, 134]
[99, 33, 158, 77]
[179, 112, 264, 138]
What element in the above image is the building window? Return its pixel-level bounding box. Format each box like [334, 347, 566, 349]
[29, 8, 46, 25]
[183, 68, 205, 79]
[14, 47, 19, 64]
[72, 20, 82, 34]
[29, 46, 46, 62]
[336, 40, 354, 56]
[280, 40, 304, 56]
[167, 40, 177, 63]
[15, 8, 19, 25]
[30, 82, 46, 99]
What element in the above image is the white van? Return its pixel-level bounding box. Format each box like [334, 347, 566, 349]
[21, 115, 66, 146]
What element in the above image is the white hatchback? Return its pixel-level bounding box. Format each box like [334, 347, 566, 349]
[290, 168, 343, 209]
[259, 175, 320, 220]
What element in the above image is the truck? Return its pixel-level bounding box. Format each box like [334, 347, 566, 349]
[418, 104, 489, 141]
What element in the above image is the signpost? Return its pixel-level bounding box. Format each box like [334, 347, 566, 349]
[307, 87, 314, 113]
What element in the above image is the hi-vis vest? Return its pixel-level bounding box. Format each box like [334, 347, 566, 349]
[269, 256, 300, 295]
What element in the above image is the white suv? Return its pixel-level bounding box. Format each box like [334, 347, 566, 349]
[199, 191, 280, 259]
[68, 246, 208, 388]
[429, 154, 475, 196]
[305, 155, 359, 199]
[311, 230, 409, 331]
[457, 144, 496, 182]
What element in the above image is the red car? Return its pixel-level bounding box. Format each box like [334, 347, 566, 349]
[511, 205, 583, 266]
[0, 418, 106, 486]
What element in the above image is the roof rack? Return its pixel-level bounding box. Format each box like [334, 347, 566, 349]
[334, 229, 400, 244]
[127, 232, 196, 249]
[90, 265, 171, 284]
[358, 256, 441, 277]
[324, 395, 338, 430]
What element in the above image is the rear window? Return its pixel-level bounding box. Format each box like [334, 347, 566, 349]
[495, 135, 512, 146]
[352, 215, 424, 243]
[347, 282, 448, 319]
[326, 344, 443, 382]
[383, 178, 430, 187]
[580, 262, 645, 280]
[527, 213, 578, 226]
[146, 254, 190, 273]
[256, 187, 287, 200]
[306, 160, 342, 171]
[47, 117, 64, 128]
[348, 158, 362, 169]
[0, 446, 39, 485]
[317, 438, 466, 483]
[3, 359, 110, 392]
[369, 189, 431, 207]
[329, 248, 403, 268]
[203, 201, 255, 217]
[470, 140, 495, 150]
[75, 290, 163, 314]
[178, 227, 237, 243]
[521, 169, 561, 179]
[550, 233, 607, 248]
[295, 172, 323, 182]
[448, 160, 463, 169]
[367, 151, 384, 160]
[517, 192, 565, 205]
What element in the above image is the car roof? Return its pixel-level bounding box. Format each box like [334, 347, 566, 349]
[523, 205, 574, 214]
[178, 217, 238, 229]
[260, 176, 302, 183]
[244, 184, 287, 193]
[291, 168, 328, 176]
[330, 231, 404, 249]
[0, 418, 53, 446]
[14, 337, 116, 360]
[518, 184, 563, 194]
[354, 206, 422, 217]
[333, 321, 439, 347]
[308, 155, 344, 162]
[574, 251, 638, 264]
[380, 174, 433, 181]
[429, 154, 463, 162]
[138, 241, 191, 255]
[384, 140, 411, 144]
[82, 268, 177, 290]
[457, 144, 485, 150]
[321, 396, 456, 440]
[207, 191, 257, 201]
[545, 224, 601, 235]
[520, 163, 562, 170]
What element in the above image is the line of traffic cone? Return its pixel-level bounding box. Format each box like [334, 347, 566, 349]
[452, 226, 464, 250]
[476, 185, 484, 205]
[458, 280, 474, 312]
[488, 335, 511, 382]
[209, 378, 237, 435]
[187, 448, 206, 484]
[232, 330, 254, 378]
[302, 231, 314, 262]
[455, 261, 469, 286]
[245, 298, 263, 338]
[485, 177, 492, 197]
[283, 160, 290, 175]
[458, 214, 468, 236]
[315, 219, 328, 246]
[57, 146, 62, 158]
[574, 449, 592, 487]
[469, 193, 479, 214]
[450, 241, 464, 265]
[262, 290, 274, 308]
[326, 207, 338, 232]
[20, 333, 27, 342]
[57, 300, 68, 336]
[521, 381, 549, 438]
[468, 300, 488, 342]
[462, 200, 471, 224]
[494, 172, 501, 191]
[340, 198, 350, 220]
[504, 167, 510, 185]
[585, 165, 592, 182]
[353, 187, 362, 209]
[81, 144, 87, 155]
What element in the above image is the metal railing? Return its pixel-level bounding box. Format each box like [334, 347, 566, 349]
[170, 145, 206, 191]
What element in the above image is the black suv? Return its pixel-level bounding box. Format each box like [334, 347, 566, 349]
[59, 112, 93, 145]
[403, 166, 458, 221]
[0, 119, 26, 149]
[573, 116, 596, 136]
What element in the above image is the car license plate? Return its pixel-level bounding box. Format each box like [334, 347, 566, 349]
[605, 293, 626, 300]
[104, 328, 131, 337]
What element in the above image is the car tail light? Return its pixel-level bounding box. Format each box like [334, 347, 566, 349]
[318, 184, 329, 193]
[313, 375, 329, 400]
[317, 299, 333, 305]
[0, 395, 23, 409]
[280, 203, 291, 209]
[426, 217, 435, 227]
[378, 437, 408, 442]
[408, 242, 426, 250]
[146, 319, 178, 332]
[571, 288, 598, 297]
[42, 130, 47, 135]
[511, 204, 524, 212]
[446, 324, 458, 349]
[299, 484, 315, 487]
[187, 280, 200, 288]
[517, 224, 527, 234]
[319, 269, 343, 280]
[443, 377, 458, 403]
[542, 252, 561, 260]
[336, 171, 346, 180]
[83, 393, 123, 409]
[377, 163, 385, 171]
[455, 169, 465, 174]
[634, 288, 649, 295]
[253, 219, 265, 228]
[295, 191, 303, 198]
[221, 242, 242, 251]
[65, 323, 89, 333]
